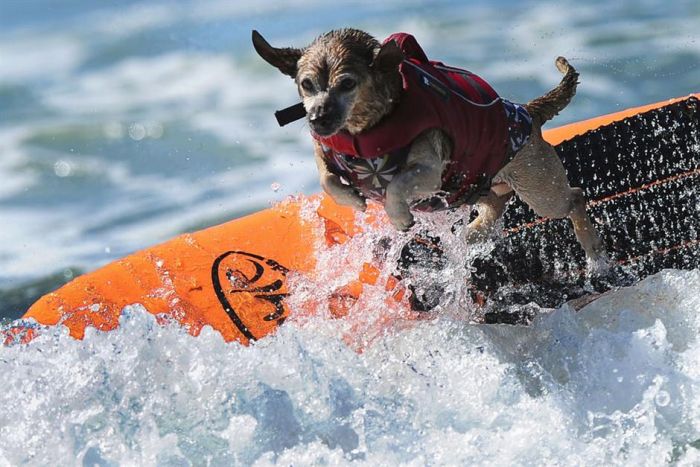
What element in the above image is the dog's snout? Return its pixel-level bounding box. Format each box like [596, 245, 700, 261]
[308, 100, 340, 135]
[309, 101, 336, 122]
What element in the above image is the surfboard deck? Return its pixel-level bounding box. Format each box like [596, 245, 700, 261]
[474, 94, 700, 323]
[8, 94, 699, 345]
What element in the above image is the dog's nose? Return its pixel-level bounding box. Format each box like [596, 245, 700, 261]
[309, 102, 336, 123]
[309, 103, 338, 134]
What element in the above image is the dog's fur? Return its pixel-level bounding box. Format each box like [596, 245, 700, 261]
[252, 29, 607, 263]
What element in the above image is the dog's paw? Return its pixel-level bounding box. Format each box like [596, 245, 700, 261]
[386, 207, 415, 231]
[392, 216, 415, 232]
[586, 252, 612, 277]
[339, 191, 367, 212]
[353, 194, 368, 212]
[322, 176, 367, 211]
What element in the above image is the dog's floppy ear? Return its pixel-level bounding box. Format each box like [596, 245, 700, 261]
[252, 30, 302, 78]
[372, 40, 404, 72]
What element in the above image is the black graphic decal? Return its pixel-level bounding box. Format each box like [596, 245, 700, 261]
[212, 251, 290, 341]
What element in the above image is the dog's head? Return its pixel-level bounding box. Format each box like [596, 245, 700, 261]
[252, 29, 404, 136]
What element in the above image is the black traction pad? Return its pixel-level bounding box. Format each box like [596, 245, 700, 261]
[478, 96, 699, 322]
[404, 97, 700, 323]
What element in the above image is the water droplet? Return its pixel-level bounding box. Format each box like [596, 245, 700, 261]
[655, 390, 670, 407]
[128, 123, 146, 141]
[54, 160, 71, 177]
[271, 182, 282, 192]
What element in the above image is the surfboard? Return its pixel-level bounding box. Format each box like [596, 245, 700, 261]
[6, 93, 699, 345]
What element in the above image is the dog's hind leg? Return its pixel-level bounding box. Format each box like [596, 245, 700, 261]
[465, 187, 513, 243]
[567, 187, 608, 267]
[496, 128, 608, 266]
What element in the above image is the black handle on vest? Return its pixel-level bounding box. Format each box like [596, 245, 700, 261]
[275, 102, 307, 127]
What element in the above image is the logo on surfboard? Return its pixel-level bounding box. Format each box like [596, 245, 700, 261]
[211, 251, 289, 341]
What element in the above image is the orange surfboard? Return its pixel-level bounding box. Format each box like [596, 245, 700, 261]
[13, 93, 700, 345]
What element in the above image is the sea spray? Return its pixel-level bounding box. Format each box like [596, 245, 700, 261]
[1, 270, 699, 465]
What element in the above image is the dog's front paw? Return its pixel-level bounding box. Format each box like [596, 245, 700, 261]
[322, 176, 367, 212]
[351, 192, 368, 212]
[385, 204, 415, 231]
[334, 189, 367, 212]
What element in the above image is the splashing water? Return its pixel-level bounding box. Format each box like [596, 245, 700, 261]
[285, 197, 495, 349]
[2, 227, 700, 465]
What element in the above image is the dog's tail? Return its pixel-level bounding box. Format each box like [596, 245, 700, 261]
[524, 57, 579, 126]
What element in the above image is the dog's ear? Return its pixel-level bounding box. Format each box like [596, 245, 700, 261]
[252, 30, 302, 78]
[371, 40, 404, 72]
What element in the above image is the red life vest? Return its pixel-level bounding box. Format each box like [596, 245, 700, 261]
[314, 33, 510, 211]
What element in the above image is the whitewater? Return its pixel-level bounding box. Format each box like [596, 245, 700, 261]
[1, 269, 699, 465]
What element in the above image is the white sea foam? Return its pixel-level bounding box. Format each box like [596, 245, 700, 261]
[0, 34, 86, 83]
[0, 128, 39, 200]
[1, 269, 699, 465]
[45, 53, 253, 116]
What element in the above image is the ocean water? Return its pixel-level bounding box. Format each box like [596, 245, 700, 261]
[1, 0, 699, 465]
[2, 271, 700, 465]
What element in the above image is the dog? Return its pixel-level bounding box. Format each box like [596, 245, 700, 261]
[252, 28, 607, 266]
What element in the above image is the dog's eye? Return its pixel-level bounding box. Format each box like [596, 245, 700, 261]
[339, 78, 357, 91]
[301, 79, 314, 92]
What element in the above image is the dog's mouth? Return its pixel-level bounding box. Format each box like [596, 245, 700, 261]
[309, 117, 343, 137]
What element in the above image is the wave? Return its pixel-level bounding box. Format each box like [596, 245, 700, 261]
[2, 269, 699, 465]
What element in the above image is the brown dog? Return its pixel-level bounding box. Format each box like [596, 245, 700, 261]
[252, 29, 607, 267]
